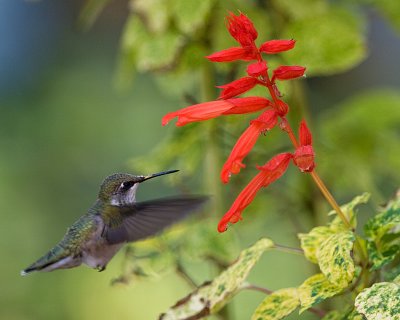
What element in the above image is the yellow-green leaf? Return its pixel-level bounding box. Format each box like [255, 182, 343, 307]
[365, 192, 400, 240]
[283, 7, 366, 76]
[329, 192, 370, 230]
[131, 0, 170, 33]
[170, 0, 215, 35]
[322, 309, 363, 320]
[298, 273, 343, 313]
[251, 288, 299, 320]
[355, 281, 400, 320]
[160, 238, 274, 319]
[316, 231, 355, 288]
[298, 226, 334, 263]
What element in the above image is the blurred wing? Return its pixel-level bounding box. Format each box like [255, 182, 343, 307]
[105, 196, 208, 245]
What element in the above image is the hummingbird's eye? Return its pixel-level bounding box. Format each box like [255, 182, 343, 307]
[120, 181, 135, 191]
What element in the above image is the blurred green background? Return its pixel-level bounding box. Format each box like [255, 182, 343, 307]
[1, 1, 399, 319]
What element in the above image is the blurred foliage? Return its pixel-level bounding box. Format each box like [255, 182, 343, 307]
[1, 0, 399, 319]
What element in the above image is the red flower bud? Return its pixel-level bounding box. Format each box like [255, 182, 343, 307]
[293, 145, 315, 172]
[259, 39, 296, 54]
[227, 12, 258, 47]
[246, 61, 268, 77]
[274, 99, 289, 116]
[206, 47, 257, 62]
[218, 77, 258, 99]
[272, 66, 306, 81]
[224, 97, 272, 114]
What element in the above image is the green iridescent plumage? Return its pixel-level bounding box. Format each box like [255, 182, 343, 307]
[21, 170, 207, 275]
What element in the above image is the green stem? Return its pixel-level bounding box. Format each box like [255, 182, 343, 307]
[274, 243, 304, 256]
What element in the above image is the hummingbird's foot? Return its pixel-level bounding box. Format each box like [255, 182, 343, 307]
[96, 265, 106, 272]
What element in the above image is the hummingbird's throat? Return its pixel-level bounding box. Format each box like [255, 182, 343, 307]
[110, 183, 138, 206]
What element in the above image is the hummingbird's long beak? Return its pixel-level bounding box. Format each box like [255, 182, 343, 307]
[141, 169, 179, 182]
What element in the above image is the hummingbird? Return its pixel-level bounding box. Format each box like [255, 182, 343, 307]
[21, 170, 207, 275]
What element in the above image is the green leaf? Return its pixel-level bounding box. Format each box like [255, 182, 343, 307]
[298, 273, 343, 313]
[77, 0, 111, 31]
[159, 238, 274, 319]
[322, 308, 364, 320]
[367, 239, 400, 271]
[131, 0, 170, 33]
[283, 7, 367, 76]
[170, 0, 215, 35]
[364, 192, 400, 270]
[369, 0, 400, 33]
[272, 0, 328, 20]
[328, 192, 370, 230]
[365, 192, 400, 240]
[137, 29, 185, 72]
[355, 281, 400, 320]
[316, 231, 355, 288]
[251, 288, 299, 320]
[298, 226, 335, 263]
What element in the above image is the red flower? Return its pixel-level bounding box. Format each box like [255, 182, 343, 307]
[221, 110, 278, 183]
[218, 153, 293, 232]
[259, 39, 296, 54]
[223, 97, 272, 114]
[218, 77, 258, 99]
[293, 120, 315, 172]
[246, 61, 268, 77]
[227, 12, 258, 47]
[206, 46, 257, 62]
[272, 66, 306, 81]
[162, 97, 271, 126]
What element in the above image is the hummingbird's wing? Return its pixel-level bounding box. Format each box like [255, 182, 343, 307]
[104, 195, 208, 245]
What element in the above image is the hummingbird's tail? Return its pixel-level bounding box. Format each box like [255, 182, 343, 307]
[21, 244, 78, 276]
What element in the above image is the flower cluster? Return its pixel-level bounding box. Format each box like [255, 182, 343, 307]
[162, 12, 314, 232]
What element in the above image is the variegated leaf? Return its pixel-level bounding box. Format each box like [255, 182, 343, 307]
[251, 288, 299, 320]
[329, 193, 370, 230]
[159, 238, 274, 320]
[298, 273, 343, 313]
[316, 231, 355, 288]
[298, 226, 334, 263]
[355, 281, 400, 320]
[365, 191, 400, 240]
[322, 309, 363, 320]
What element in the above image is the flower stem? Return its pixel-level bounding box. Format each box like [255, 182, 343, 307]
[274, 243, 304, 256]
[310, 171, 352, 230]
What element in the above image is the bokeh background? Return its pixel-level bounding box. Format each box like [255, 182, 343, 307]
[1, 1, 399, 319]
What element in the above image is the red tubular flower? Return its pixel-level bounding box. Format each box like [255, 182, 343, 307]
[223, 97, 272, 114]
[218, 77, 258, 99]
[246, 61, 268, 77]
[293, 120, 315, 172]
[218, 153, 293, 232]
[272, 66, 306, 81]
[206, 47, 257, 62]
[162, 97, 271, 126]
[227, 12, 258, 47]
[259, 39, 296, 54]
[221, 110, 278, 183]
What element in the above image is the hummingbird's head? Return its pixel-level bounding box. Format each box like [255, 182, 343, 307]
[98, 170, 179, 206]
